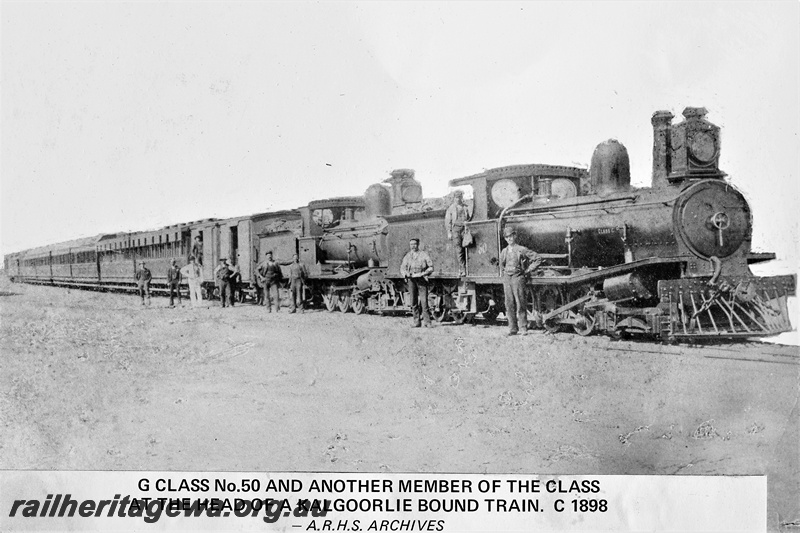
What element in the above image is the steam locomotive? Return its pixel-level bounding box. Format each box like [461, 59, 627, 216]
[5, 107, 796, 341]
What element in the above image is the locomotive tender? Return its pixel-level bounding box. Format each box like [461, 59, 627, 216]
[4, 107, 795, 341]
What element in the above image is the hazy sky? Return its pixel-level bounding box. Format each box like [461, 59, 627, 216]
[2, 1, 798, 272]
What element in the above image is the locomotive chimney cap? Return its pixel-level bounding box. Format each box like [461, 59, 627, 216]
[682, 107, 708, 120]
[651, 110, 674, 125]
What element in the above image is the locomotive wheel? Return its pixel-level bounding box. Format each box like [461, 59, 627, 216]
[337, 293, 352, 313]
[482, 306, 499, 323]
[610, 328, 629, 340]
[428, 284, 450, 322]
[543, 317, 562, 333]
[351, 296, 367, 315]
[536, 286, 564, 333]
[322, 291, 337, 313]
[572, 315, 595, 336]
[431, 306, 450, 322]
[526, 288, 542, 327]
[569, 285, 595, 336]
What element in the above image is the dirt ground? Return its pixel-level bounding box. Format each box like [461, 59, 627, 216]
[1, 278, 798, 530]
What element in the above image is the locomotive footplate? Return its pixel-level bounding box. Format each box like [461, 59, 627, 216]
[658, 275, 796, 339]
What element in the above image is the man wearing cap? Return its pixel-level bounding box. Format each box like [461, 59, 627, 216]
[166, 258, 183, 307]
[499, 227, 541, 335]
[257, 251, 283, 312]
[444, 190, 471, 276]
[135, 260, 152, 306]
[214, 258, 232, 308]
[400, 238, 435, 327]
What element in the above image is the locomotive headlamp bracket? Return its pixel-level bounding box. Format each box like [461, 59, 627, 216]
[710, 212, 730, 246]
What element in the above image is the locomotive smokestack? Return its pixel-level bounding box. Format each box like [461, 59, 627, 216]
[364, 183, 392, 218]
[651, 110, 674, 188]
[589, 139, 630, 195]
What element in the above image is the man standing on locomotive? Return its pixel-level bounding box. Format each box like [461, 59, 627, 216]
[166, 258, 182, 307]
[499, 227, 541, 336]
[191, 236, 203, 266]
[135, 260, 152, 307]
[400, 238, 435, 328]
[444, 190, 471, 277]
[257, 251, 283, 312]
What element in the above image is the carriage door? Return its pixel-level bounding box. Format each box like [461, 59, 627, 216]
[230, 225, 239, 266]
[201, 229, 216, 282]
[237, 220, 251, 281]
[219, 224, 231, 266]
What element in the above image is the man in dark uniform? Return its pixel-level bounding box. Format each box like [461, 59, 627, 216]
[166, 258, 182, 307]
[444, 190, 471, 276]
[499, 227, 541, 335]
[285, 253, 308, 313]
[135, 260, 152, 306]
[400, 238, 435, 328]
[214, 258, 232, 308]
[257, 251, 283, 312]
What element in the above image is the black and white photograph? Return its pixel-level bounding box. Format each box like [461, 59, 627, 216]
[1, 2, 798, 531]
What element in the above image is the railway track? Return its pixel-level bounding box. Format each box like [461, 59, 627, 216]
[603, 341, 799, 365]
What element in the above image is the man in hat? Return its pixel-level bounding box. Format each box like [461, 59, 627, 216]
[166, 258, 182, 307]
[134, 260, 152, 306]
[444, 190, 471, 276]
[214, 258, 232, 308]
[400, 238, 435, 327]
[181, 255, 204, 308]
[257, 251, 283, 312]
[499, 227, 541, 335]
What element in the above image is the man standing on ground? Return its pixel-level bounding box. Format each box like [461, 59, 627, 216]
[444, 190, 471, 276]
[257, 251, 283, 312]
[285, 253, 308, 313]
[135, 260, 152, 307]
[181, 256, 203, 308]
[229, 264, 242, 305]
[400, 238, 435, 328]
[499, 227, 541, 336]
[215, 258, 232, 308]
[166, 258, 182, 307]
